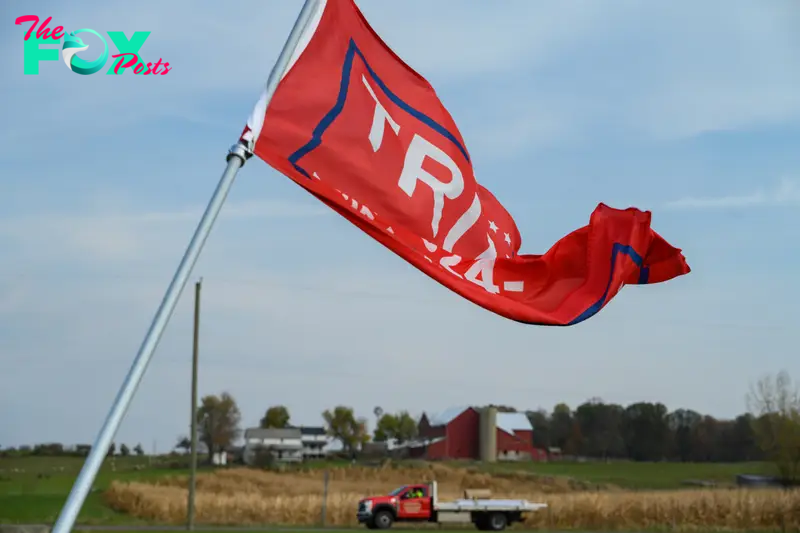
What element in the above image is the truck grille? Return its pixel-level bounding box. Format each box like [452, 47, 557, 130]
[358, 502, 367, 513]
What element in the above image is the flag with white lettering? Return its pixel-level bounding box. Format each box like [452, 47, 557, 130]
[241, 0, 690, 325]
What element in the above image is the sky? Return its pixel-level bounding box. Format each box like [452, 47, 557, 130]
[1, 0, 799, 451]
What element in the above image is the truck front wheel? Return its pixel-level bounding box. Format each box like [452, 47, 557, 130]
[372, 510, 394, 530]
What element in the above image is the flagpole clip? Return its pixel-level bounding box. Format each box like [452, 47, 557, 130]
[227, 142, 251, 164]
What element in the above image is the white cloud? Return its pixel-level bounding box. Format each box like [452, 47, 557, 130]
[457, 86, 591, 160]
[0, 199, 329, 263]
[355, 1, 611, 83]
[665, 178, 800, 210]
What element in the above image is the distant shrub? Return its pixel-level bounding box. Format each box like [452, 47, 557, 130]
[32, 443, 65, 456]
[251, 446, 277, 470]
[75, 444, 91, 456]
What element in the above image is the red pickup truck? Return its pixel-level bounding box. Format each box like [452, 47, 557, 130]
[356, 480, 547, 530]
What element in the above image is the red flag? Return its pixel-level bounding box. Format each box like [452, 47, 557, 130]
[241, 0, 690, 326]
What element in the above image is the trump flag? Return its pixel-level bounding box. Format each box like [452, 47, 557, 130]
[240, 0, 690, 326]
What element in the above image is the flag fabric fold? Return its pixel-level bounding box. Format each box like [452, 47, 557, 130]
[240, 0, 690, 326]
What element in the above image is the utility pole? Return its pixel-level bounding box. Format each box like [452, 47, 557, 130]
[187, 278, 201, 530]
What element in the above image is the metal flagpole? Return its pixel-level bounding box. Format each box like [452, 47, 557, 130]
[50, 1, 321, 531]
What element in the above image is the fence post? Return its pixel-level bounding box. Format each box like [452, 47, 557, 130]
[321, 469, 330, 527]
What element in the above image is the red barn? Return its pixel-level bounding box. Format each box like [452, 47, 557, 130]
[410, 406, 546, 461]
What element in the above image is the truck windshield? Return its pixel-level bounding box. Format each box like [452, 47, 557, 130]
[389, 486, 407, 496]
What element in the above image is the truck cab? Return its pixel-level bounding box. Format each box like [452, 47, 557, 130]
[357, 484, 433, 528]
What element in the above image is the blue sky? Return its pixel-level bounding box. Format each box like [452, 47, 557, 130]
[1, 0, 799, 450]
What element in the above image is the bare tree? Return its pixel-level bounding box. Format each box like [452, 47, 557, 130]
[746, 370, 800, 482]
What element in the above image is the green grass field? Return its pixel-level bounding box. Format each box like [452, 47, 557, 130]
[0, 455, 776, 526]
[0, 456, 200, 525]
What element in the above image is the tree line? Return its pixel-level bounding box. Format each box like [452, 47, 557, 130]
[6, 372, 797, 482]
[1, 441, 146, 457]
[188, 371, 799, 481]
[525, 371, 799, 481]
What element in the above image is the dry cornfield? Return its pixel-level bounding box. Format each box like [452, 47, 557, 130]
[132, 463, 593, 496]
[104, 464, 800, 530]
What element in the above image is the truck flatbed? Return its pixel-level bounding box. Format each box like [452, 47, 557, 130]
[435, 499, 548, 512]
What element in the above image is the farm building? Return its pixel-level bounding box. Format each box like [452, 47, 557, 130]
[409, 406, 547, 462]
[242, 426, 332, 465]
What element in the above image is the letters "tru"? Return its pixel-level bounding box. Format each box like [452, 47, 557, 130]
[361, 75, 524, 295]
